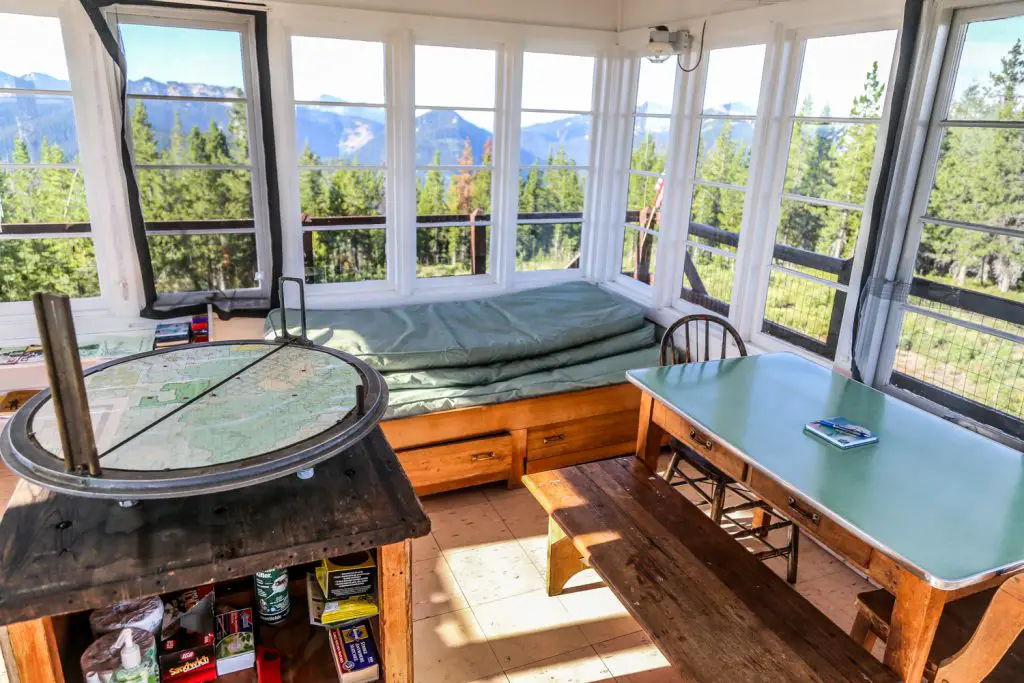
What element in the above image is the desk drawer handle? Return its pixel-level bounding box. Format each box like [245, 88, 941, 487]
[689, 428, 713, 451]
[542, 434, 566, 445]
[787, 497, 821, 526]
[471, 452, 497, 462]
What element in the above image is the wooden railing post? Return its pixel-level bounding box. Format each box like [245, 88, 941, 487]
[470, 210, 486, 275]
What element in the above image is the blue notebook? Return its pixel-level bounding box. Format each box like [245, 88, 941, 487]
[804, 417, 878, 449]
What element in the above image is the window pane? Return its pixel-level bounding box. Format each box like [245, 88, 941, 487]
[915, 225, 1024, 307]
[416, 226, 490, 278]
[776, 199, 863, 262]
[298, 169, 384, 220]
[0, 167, 89, 224]
[630, 116, 670, 172]
[948, 16, 1024, 121]
[520, 113, 591, 166]
[295, 105, 385, 166]
[690, 185, 744, 248]
[522, 53, 594, 111]
[626, 173, 662, 230]
[635, 59, 675, 114]
[0, 94, 79, 162]
[128, 99, 249, 165]
[148, 233, 257, 293]
[783, 121, 879, 205]
[291, 38, 385, 104]
[795, 31, 896, 118]
[518, 168, 586, 215]
[516, 223, 581, 271]
[136, 169, 253, 221]
[896, 311, 1023, 420]
[415, 46, 495, 109]
[926, 127, 1024, 231]
[415, 109, 494, 166]
[621, 228, 657, 283]
[416, 169, 491, 218]
[681, 245, 734, 313]
[0, 237, 98, 302]
[763, 269, 842, 357]
[696, 120, 754, 186]
[702, 44, 765, 113]
[121, 24, 245, 98]
[0, 14, 70, 91]
[304, 229, 386, 283]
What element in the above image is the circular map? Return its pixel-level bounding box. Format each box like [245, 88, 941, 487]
[0, 341, 387, 499]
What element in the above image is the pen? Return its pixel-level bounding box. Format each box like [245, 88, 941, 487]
[817, 420, 871, 438]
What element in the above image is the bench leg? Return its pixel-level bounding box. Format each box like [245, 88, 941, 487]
[546, 517, 587, 597]
[850, 609, 879, 652]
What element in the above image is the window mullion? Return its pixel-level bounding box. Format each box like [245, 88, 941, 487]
[391, 29, 415, 296]
[495, 43, 521, 288]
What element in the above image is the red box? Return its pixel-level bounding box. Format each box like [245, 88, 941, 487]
[160, 585, 217, 682]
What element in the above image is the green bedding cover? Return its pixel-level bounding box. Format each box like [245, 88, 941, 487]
[383, 323, 656, 389]
[384, 345, 659, 419]
[264, 282, 645, 371]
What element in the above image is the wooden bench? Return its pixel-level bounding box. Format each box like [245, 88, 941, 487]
[523, 456, 898, 682]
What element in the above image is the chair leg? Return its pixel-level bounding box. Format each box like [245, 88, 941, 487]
[850, 609, 879, 652]
[664, 450, 682, 483]
[786, 526, 800, 585]
[710, 481, 727, 525]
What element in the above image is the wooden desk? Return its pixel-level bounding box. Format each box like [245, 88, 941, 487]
[628, 353, 1024, 683]
[0, 428, 429, 683]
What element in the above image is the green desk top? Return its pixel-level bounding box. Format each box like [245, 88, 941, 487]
[627, 353, 1024, 589]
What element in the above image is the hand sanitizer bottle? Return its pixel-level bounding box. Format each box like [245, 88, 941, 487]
[112, 629, 153, 683]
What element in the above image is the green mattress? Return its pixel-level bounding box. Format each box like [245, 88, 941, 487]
[264, 281, 645, 372]
[384, 346, 659, 419]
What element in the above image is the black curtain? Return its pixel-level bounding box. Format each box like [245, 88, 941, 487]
[78, 0, 283, 319]
[850, 0, 925, 382]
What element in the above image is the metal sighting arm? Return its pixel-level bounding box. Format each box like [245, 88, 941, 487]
[277, 277, 309, 343]
[32, 293, 101, 476]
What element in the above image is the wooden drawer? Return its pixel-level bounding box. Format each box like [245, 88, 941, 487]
[669, 415, 747, 482]
[528, 410, 638, 461]
[748, 469, 873, 570]
[398, 433, 513, 495]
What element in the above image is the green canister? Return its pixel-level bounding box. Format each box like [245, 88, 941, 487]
[254, 568, 291, 625]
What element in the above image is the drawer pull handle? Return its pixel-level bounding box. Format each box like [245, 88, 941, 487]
[689, 428, 713, 451]
[787, 497, 821, 526]
[471, 452, 497, 462]
[543, 434, 566, 444]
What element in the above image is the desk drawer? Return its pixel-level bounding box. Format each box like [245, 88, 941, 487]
[528, 410, 638, 461]
[669, 415, 747, 482]
[398, 434, 512, 495]
[748, 470, 873, 569]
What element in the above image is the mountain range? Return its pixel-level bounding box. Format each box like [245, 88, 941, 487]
[1, 72, 746, 170]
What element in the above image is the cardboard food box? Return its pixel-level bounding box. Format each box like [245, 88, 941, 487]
[215, 604, 255, 676]
[317, 552, 377, 600]
[307, 574, 378, 627]
[160, 585, 216, 682]
[328, 621, 380, 682]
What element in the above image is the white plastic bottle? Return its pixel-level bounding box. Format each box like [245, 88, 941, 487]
[111, 629, 153, 683]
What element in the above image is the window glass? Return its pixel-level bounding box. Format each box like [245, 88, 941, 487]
[291, 37, 385, 104]
[521, 53, 593, 111]
[795, 31, 896, 117]
[702, 44, 766, 113]
[0, 12, 98, 302]
[948, 15, 1024, 121]
[415, 45, 495, 109]
[121, 24, 245, 98]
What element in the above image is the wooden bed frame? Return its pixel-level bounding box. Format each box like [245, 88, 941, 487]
[381, 383, 643, 495]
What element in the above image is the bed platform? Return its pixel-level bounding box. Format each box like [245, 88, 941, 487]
[266, 282, 658, 494]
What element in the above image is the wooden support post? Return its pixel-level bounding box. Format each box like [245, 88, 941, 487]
[470, 217, 487, 276]
[7, 618, 63, 683]
[378, 540, 413, 683]
[509, 428, 527, 489]
[546, 517, 587, 597]
[635, 393, 664, 472]
[884, 571, 946, 683]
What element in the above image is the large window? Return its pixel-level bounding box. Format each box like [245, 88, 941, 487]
[0, 12, 98, 303]
[516, 52, 594, 272]
[681, 44, 766, 315]
[414, 45, 496, 279]
[291, 37, 387, 284]
[621, 59, 675, 285]
[119, 17, 265, 296]
[887, 8, 1024, 437]
[761, 30, 896, 358]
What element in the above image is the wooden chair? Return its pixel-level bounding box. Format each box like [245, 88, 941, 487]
[851, 576, 1024, 683]
[660, 314, 800, 583]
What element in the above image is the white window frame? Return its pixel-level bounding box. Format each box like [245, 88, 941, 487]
[110, 6, 274, 302]
[749, 20, 901, 365]
[511, 49, 599, 283]
[873, 0, 1024, 447]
